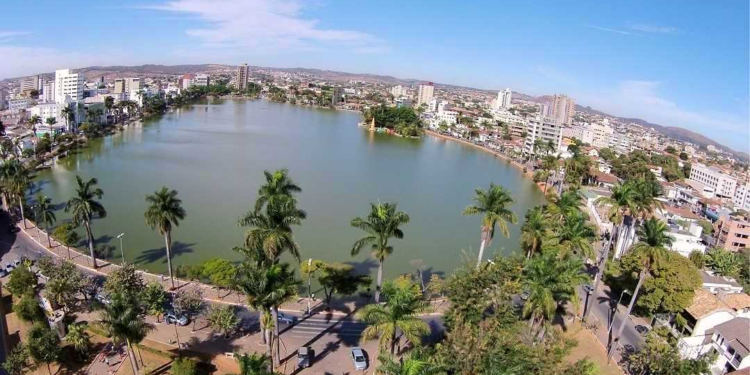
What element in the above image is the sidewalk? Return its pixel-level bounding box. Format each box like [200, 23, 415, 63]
[17, 219, 448, 317]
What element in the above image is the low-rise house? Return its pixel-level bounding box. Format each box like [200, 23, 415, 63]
[702, 271, 745, 295]
[591, 171, 619, 190]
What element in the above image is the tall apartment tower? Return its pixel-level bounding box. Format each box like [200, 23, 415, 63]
[547, 94, 575, 125]
[236, 63, 250, 90]
[496, 88, 512, 110]
[417, 82, 434, 107]
[113, 78, 141, 95]
[54, 69, 84, 104]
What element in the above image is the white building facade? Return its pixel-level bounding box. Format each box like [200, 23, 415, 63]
[524, 116, 563, 155]
[54, 69, 84, 104]
[416, 83, 434, 107]
[689, 164, 738, 199]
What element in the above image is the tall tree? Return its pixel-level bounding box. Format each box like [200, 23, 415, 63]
[240, 198, 306, 262]
[65, 176, 106, 268]
[351, 202, 410, 303]
[463, 183, 517, 269]
[358, 279, 429, 356]
[609, 218, 672, 360]
[144, 187, 187, 289]
[550, 212, 596, 260]
[1, 160, 32, 229]
[253, 169, 303, 214]
[99, 292, 151, 375]
[236, 353, 272, 375]
[521, 206, 546, 259]
[34, 194, 56, 247]
[26, 324, 61, 375]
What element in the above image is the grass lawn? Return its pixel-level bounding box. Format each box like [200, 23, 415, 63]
[565, 321, 624, 375]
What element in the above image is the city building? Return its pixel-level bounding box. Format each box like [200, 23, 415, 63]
[54, 69, 84, 104]
[390, 85, 406, 97]
[733, 182, 750, 211]
[713, 213, 750, 252]
[547, 94, 575, 125]
[524, 115, 563, 155]
[180, 74, 196, 90]
[0, 90, 5, 110]
[20, 75, 42, 93]
[689, 164, 738, 199]
[113, 78, 141, 95]
[8, 98, 32, 111]
[194, 74, 210, 87]
[416, 83, 434, 107]
[322, 86, 344, 105]
[495, 88, 512, 110]
[41, 80, 55, 102]
[394, 96, 412, 108]
[29, 102, 65, 124]
[680, 317, 750, 374]
[236, 63, 250, 90]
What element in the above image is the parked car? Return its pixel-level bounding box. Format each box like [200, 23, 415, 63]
[5, 263, 16, 273]
[95, 293, 112, 305]
[277, 312, 297, 324]
[350, 347, 367, 370]
[635, 325, 650, 336]
[297, 346, 313, 368]
[0, 268, 8, 277]
[165, 311, 189, 326]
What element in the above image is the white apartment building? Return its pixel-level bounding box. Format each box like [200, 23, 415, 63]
[568, 126, 594, 144]
[20, 75, 42, 93]
[29, 102, 64, 123]
[689, 164, 738, 199]
[54, 69, 84, 104]
[547, 94, 575, 125]
[524, 115, 563, 155]
[194, 74, 210, 87]
[416, 83, 434, 107]
[733, 183, 750, 211]
[41, 81, 55, 103]
[495, 88, 512, 110]
[493, 111, 526, 137]
[390, 85, 406, 98]
[113, 78, 141, 94]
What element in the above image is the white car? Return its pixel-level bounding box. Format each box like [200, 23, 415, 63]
[277, 312, 297, 324]
[350, 347, 367, 370]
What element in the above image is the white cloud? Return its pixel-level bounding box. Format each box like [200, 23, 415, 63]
[148, 0, 385, 53]
[628, 23, 678, 34]
[580, 80, 750, 151]
[586, 25, 640, 36]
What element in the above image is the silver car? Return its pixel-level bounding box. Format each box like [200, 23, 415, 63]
[350, 347, 367, 370]
[165, 311, 190, 326]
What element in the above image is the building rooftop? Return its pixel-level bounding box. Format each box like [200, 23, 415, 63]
[707, 318, 750, 357]
[662, 205, 701, 220]
[701, 271, 743, 289]
[685, 289, 734, 319]
[723, 293, 750, 312]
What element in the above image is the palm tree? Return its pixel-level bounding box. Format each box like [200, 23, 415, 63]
[522, 252, 588, 339]
[551, 212, 596, 260]
[520, 207, 546, 259]
[236, 353, 271, 375]
[65, 323, 91, 360]
[2, 160, 32, 229]
[65, 176, 106, 268]
[34, 194, 56, 247]
[582, 182, 639, 323]
[377, 352, 444, 375]
[609, 218, 672, 359]
[61, 107, 73, 132]
[254, 169, 303, 214]
[544, 189, 582, 224]
[99, 292, 151, 375]
[240, 199, 306, 262]
[541, 154, 559, 194]
[463, 183, 517, 269]
[144, 187, 186, 290]
[358, 284, 429, 356]
[351, 202, 410, 303]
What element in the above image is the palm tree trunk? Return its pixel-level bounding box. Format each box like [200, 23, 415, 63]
[164, 231, 175, 290]
[126, 339, 139, 375]
[272, 307, 280, 368]
[390, 330, 398, 355]
[2, 193, 8, 211]
[173, 322, 181, 352]
[608, 269, 646, 360]
[260, 312, 267, 344]
[375, 259, 384, 303]
[583, 225, 614, 323]
[476, 237, 487, 269]
[18, 196, 26, 229]
[84, 221, 98, 268]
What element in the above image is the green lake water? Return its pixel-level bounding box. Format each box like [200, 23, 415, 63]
[34, 98, 544, 279]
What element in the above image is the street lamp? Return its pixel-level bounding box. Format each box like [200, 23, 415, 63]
[117, 233, 126, 265]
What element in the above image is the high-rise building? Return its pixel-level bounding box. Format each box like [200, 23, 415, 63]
[236, 63, 250, 90]
[194, 74, 210, 87]
[496, 88, 512, 110]
[41, 80, 55, 102]
[20, 75, 41, 93]
[416, 83, 434, 107]
[524, 115, 563, 155]
[547, 94, 575, 125]
[390, 85, 405, 97]
[0, 90, 5, 110]
[733, 182, 750, 211]
[113, 78, 141, 94]
[54, 69, 84, 104]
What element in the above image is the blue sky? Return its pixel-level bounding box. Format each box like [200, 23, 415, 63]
[1, 0, 748, 151]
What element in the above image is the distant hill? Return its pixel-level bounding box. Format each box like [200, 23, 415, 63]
[6, 63, 747, 160]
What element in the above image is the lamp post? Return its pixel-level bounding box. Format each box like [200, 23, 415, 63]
[306, 258, 312, 316]
[117, 233, 125, 265]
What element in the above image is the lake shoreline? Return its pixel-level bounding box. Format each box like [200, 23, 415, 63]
[424, 129, 546, 193]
